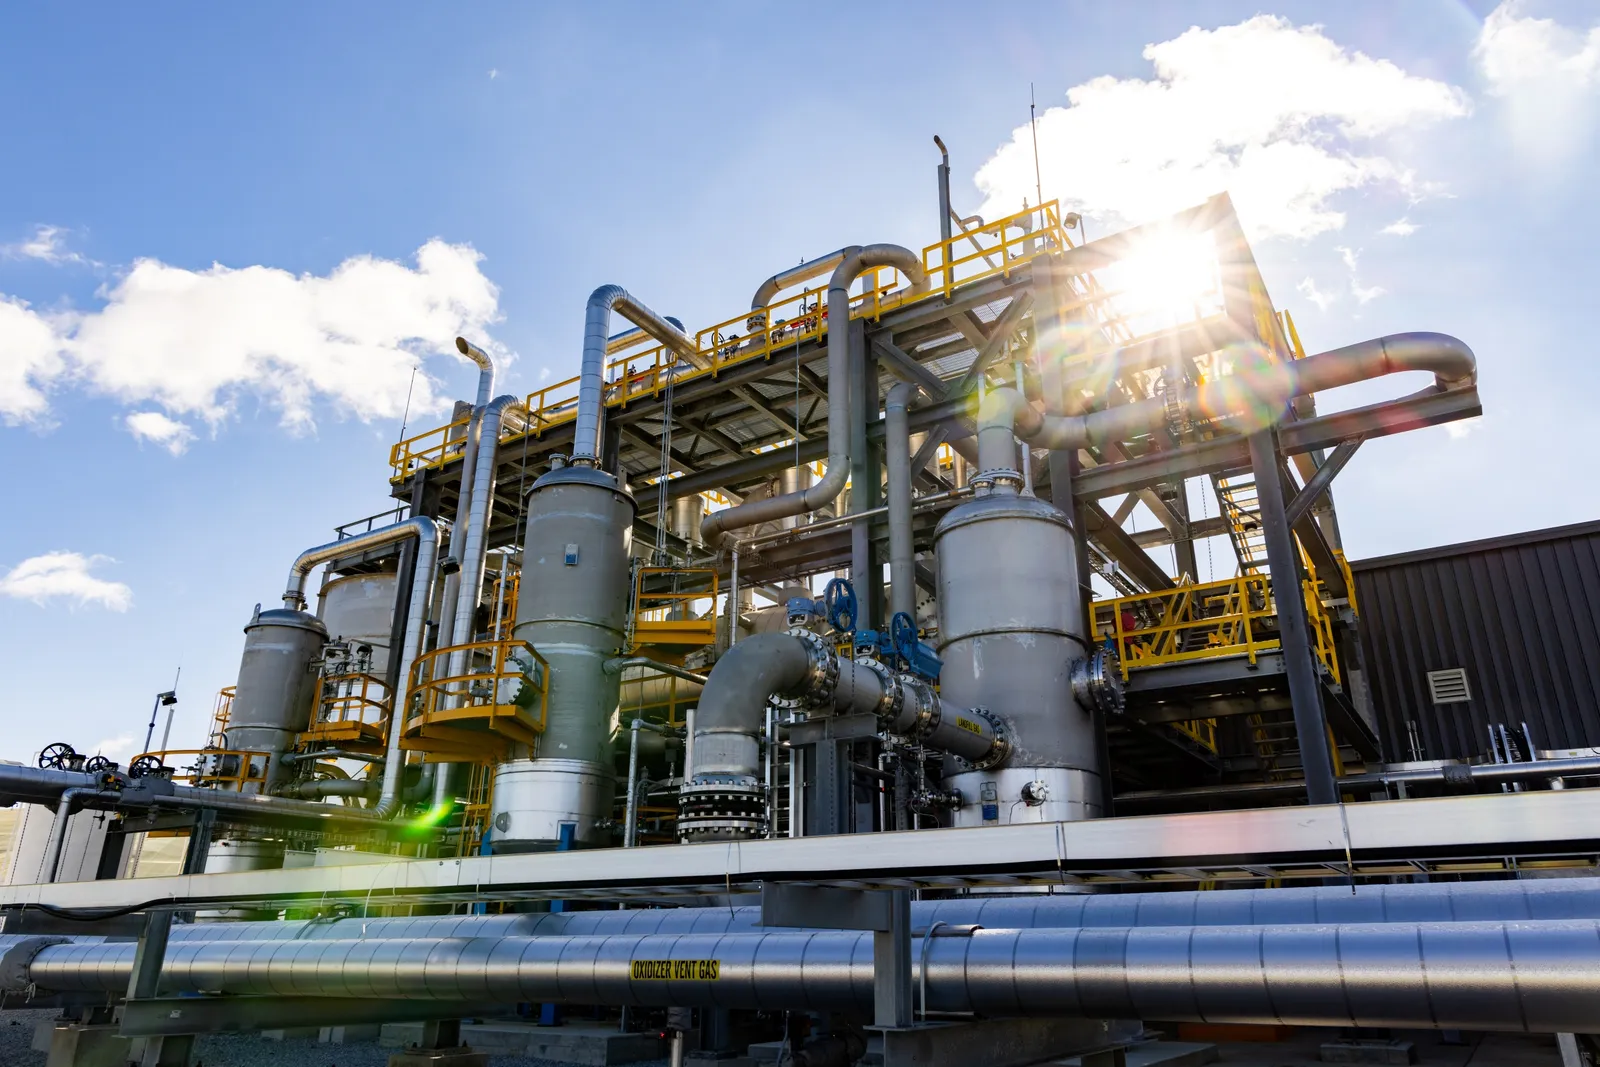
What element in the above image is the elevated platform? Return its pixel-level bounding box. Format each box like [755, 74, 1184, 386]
[6, 789, 1598, 912]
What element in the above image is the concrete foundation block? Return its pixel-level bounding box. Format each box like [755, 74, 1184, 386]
[43, 1024, 131, 1067]
[1320, 1039, 1416, 1064]
[321, 1023, 384, 1043]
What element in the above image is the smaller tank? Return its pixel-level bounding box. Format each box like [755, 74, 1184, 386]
[227, 606, 328, 788]
[317, 572, 397, 676]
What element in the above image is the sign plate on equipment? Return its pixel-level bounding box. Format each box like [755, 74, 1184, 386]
[631, 959, 721, 980]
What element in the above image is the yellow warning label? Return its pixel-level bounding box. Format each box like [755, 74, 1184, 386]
[955, 716, 984, 735]
[630, 959, 721, 981]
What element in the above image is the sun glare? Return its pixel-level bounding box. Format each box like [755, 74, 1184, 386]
[1099, 232, 1223, 335]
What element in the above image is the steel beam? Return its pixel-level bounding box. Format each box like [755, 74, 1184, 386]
[1286, 437, 1363, 528]
[1250, 429, 1337, 806]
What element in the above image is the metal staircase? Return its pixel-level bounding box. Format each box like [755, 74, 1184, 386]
[1213, 472, 1270, 575]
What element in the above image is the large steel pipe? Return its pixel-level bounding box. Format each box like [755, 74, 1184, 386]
[20, 921, 1600, 1032]
[702, 245, 929, 543]
[977, 332, 1477, 455]
[158, 877, 1600, 944]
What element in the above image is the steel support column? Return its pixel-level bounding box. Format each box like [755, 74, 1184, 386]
[1249, 429, 1337, 806]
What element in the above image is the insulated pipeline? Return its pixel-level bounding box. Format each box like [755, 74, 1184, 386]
[160, 877, 1600, 944]
[21, 922, 1600, 1032]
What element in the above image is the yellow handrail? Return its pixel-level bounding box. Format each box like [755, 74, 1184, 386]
[402, 638, 549, 763]
[389, 201, 1069, 481]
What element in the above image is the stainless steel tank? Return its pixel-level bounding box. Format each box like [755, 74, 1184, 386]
[932, 486, 1101, 823]
[317, 572, 397, 676]
[671, 494, 705, 548]
[226, 607, 328, 788]
[492, 464, 635, 851]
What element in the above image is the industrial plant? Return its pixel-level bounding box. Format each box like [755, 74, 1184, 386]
[4, 146, 1598, 1067]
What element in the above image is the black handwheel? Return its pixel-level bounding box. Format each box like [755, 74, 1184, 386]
[37, 742, 76, 770]
[128, 754, 164, 779]
[83, 755, 116, 773]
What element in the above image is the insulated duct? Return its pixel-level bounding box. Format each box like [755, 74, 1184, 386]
[885, 381, 919, 621]
[156, 876, 1600, 944]
[18, 921, 1600, 1033]
[747, 249, 849, 328]
[444, 393, 522, 676]
[703, 245, 930, 543]
[574, 285, 702, 466]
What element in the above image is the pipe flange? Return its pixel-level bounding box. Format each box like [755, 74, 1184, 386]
[969, 469, 1023, 491]
[1071, 647, 1125, 716]
[770, 628, 839, 711]
[856, 657, 904, 723]
[677, 779, 768, 843]
[969, 707, 1011, 771]
[898, 675, 939, 736]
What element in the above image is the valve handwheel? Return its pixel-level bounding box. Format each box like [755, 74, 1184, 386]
[128, 754, 165, 779]
[37, 742, 76, 770]
[82, 755, 116, 773]
[822, 577, 857, 634]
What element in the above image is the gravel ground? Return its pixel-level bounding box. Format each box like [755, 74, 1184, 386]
[3, 1008, 672, 1067]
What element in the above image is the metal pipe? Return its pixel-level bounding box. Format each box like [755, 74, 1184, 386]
[454, 337, 495, 410]
[24, 921, 1600, 1032]
[1117, 753, 1600, 806]
[885, 381, 918, 621]
[934, 135, 952, 250]
[371, 518, 438, 818]
[686, 633, 814, 782]
[575, 285, 701, 466]
[607, 316, 688, 356]
[748, 250, 849, 326]
[276, 778, 371, 800]
[154, 877, 1600, 945]
[445, 394, 522, 679]
[41, 788, 114, 883]
[977, 333, 1476, 455]
[703, 245, 929, 543]
[278, 750, 384, 765]
[603, 657, 708, 686]
[281, 517, 436, 613]
[623, 721, 643, 848]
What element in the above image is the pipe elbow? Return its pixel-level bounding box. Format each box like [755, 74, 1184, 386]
[454, 336, 494, 373]
[835, 243, 929, 294]
[1380, 332, 1478, 388]
[886, 380, 919, 411]
[977, 387, 1040, 437]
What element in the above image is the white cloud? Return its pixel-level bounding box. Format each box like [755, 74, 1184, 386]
[2, 224, 86, 265]
[1476, 2, 1600, 167]
[125, 411, 195, 455]
[1446, 416, 1484, 440]
[488, 68, 500, 79]
[91, 735, 137, 764]
[0, 552, 132, 611]
[0, 239, 505, 433]
[975, 16, 1470, 240]
[1297, 276, 1336, 311]
[1381, 217, 1418, 236]
[1336, 246, 1386, 304]
[0, 296, 63, 424]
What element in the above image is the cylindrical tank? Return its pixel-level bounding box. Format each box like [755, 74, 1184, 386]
[317, 572, 397, 676]
[493, 465, 635, 851]
[932, 486, 1100, 823]
[225, 607, 328, 788]
[671, 495, 705, 548]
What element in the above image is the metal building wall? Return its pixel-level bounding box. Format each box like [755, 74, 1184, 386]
[1351, 519, 1600, 762]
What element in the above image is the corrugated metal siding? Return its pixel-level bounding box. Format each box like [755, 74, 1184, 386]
[1351, 522, 1600, 761]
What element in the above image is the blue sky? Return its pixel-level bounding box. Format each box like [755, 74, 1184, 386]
[1, 1, 1596, 763]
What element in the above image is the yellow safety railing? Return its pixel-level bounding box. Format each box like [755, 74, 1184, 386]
[1099, 574, 1277, 681]
[132, 748, 268, 791]
[631, 567, 718, 651]
[207, 687, 235, 748]
[402, 638, 548, 763]
[925, 201, 1071, 298]
[304, 672, 390, 748]
[1172, 718, 1219, 754]
[1098, 569, 1344, 685]
[389, 201, 1070, 481]
[454, 762, 496, 858]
